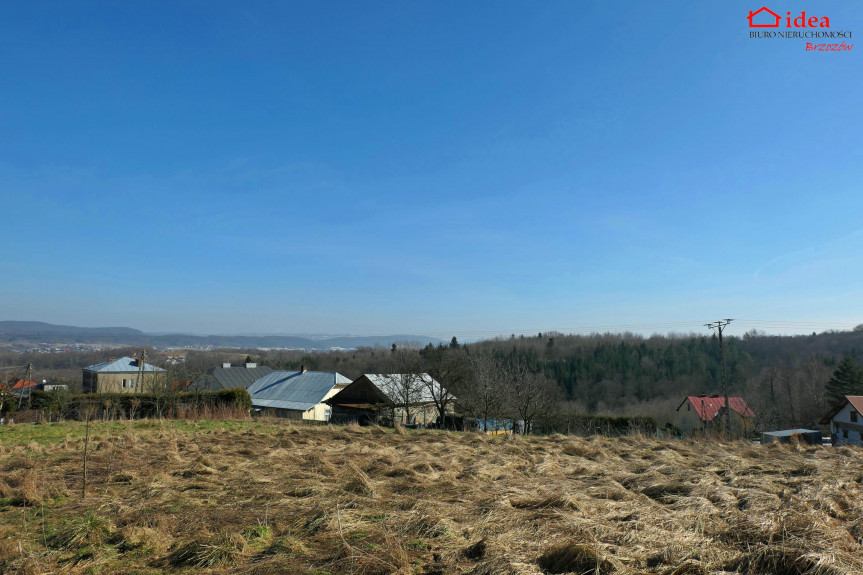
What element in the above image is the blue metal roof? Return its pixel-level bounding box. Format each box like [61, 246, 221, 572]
[83, 356, 165, 373]
[248, 370, 349, 412]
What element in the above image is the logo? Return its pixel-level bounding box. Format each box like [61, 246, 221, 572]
[748, 7, 781, 27]
[748, 7, 830, 28]
[748, 6, 853, 50]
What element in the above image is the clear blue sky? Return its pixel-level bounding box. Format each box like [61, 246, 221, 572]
[1, 1, 861, 337]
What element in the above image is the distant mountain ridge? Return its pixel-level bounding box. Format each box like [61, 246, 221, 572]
[0, 321, 143, 336]
[0, 321, 443, 350]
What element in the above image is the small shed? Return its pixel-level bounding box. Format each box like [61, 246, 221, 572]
[761, 429, 823, 445]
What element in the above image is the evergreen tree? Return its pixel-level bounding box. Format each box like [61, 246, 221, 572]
[450, 336, 459, 349]
[825, 356, 863, 403]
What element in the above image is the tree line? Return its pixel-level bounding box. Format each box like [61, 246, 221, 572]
[4, 328, 863, 430]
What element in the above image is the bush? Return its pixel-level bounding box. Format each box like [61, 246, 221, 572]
[535, 413, 657, 436]
[28, 387, 251, 421]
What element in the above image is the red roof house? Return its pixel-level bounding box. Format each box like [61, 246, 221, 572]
[675, 395, 755, 436]
[10, 379, 38, 393]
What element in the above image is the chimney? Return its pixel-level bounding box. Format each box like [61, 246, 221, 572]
[245, 362, 257, 369]
[222, 362, 231, 369]
[300, 365, 307, 373]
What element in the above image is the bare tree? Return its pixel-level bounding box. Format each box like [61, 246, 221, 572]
[505, 358, 559, 435]
[420, 345, 467, 427]
[377, 349, 427, 425]
[461, 352, 507, 432]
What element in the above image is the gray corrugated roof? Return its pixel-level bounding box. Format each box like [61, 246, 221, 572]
[83, 356, 165, 373]
[201, 366, 274, 390]
[363, 373, 450, 404]
[248, 370, 348, 412]
[762, 429, 821, 437]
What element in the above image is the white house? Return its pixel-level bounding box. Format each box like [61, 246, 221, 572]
[820, 395, 863, 446]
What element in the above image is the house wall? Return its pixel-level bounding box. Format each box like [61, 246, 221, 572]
[83, 371, 167, 394]
[394, 403, 439, 426]
[674, 400, 703, 434]
[302, 387, 341, 421]
[831, 403, 863, 446]
[263, 407, 303, 420]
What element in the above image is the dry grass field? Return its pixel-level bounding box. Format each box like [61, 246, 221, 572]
[0, 419, 862, 575]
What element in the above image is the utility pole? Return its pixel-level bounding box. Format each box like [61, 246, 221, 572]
[17, 362, 32, 410]
[706, 319, 733, 437]
[138, 349, 146, 394]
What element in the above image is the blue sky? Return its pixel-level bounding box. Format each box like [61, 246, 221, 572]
[1, 1, 861, 337]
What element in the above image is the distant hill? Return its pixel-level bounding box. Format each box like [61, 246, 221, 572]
[0, 321, 442, 350]
[0, 321, 143, 336]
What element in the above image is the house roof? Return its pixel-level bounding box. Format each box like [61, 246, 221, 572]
[677, 395, 754, 421]
[325, 376, 394, 408]
[761, 429, 821, 437]
[83, 356, 165, 373]
[6, 379, 38, 397]
[363, 373, 451, 405]
[819, 395, 863, 424]
[248, 370, 350, 412]
[200, 365, 274, 390]
[11, 379, 38, 390]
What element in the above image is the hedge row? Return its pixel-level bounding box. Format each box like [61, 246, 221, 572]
[536, 413, 658, 436]
[26, 387, 252, 420]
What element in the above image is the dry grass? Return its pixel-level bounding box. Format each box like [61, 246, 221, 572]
[0, 420, 861, 574]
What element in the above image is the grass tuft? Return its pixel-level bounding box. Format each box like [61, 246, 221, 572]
[536, 542, 613, 575]
[168, 532, 249, 567]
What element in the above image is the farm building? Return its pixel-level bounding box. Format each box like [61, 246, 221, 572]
[673, 395, 755, 436]
[325, 376, 394, 425]
[761, 429, 823, 445]
[820, 395, 863, 446]
[199, 362, 273, 391]
[248, 367, 351, 421]
[359, 373, 452, 427]
[82, 356, 166, 393]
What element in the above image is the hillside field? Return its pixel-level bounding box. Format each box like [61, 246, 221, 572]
[0, 420, 861, 575]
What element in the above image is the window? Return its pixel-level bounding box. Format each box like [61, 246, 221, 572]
[851, 411, 858, 422]
[843, 429, 849, 439]
[130, 378, 135, 388]
[122, 379, 127, 389]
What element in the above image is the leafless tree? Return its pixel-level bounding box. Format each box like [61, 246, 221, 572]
[377, 350, 427, 425]
[504, 358, 559, 435]
[461, 352, 507, 432]
[420, 346, 467, 427]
